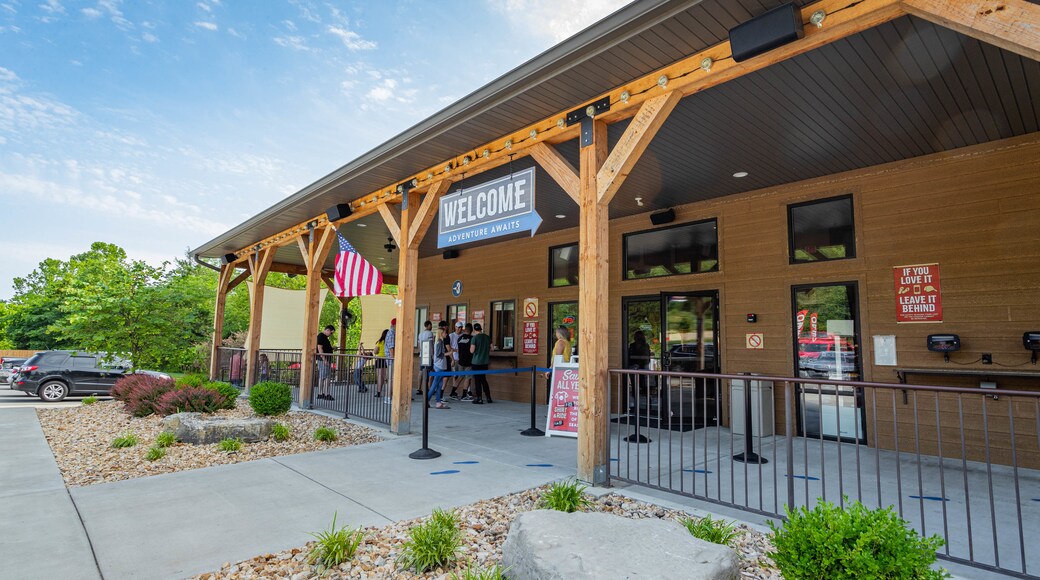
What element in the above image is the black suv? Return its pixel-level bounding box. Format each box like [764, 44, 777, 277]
[12, 351, 169, 402]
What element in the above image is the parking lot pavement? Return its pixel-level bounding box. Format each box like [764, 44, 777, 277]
[0, 386, 102, 409]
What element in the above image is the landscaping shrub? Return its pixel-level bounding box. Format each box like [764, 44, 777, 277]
[249, 381, 292, 416]
[679, 514, 739, 547]
[451, 564, 507, 580]
[307, 512, 365, 575]
[155, 432, 177, 448]
[314, 426, 337, 442]
[539, 479, 591, 513]
[125, 378, 176, 417]
[177, 373, 206, 388]
[204, 381, 239, 410]
[145, 446, 166, 461]
[82, 395, 98, 405]
[218, 438, 242, 453]
[155, 387, 227, 416]
[272, 423, 290, 442]
[111, 373, 172, 404]
[111, 433, 139, 448]
[768, 498, 948, 580]
[398, 508, 462, 572]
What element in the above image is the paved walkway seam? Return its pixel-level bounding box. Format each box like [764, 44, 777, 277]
[66, 486, 105, 580]
[268, 457, 395, 523]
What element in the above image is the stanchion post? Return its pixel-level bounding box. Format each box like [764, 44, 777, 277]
[409, 341, 440, 460]
[521, 366, 545, 437]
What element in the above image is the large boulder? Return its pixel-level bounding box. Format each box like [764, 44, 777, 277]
[161, 412, 274, 444]
[502, 510, 739, 580]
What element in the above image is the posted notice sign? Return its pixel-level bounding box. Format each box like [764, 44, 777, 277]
[522, 321, 539, 354]
[546, 361, 580, 438]
[894, 263, 943, 323]
[437, 167, 541, 248]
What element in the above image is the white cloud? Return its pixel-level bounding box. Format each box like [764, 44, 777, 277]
[273, 35, 310, 51]
[197, 2, 211, 12]
[39, 0, 65, 15]
[327, 25, 375, 51]
[141, 32, 157, 43]
[492, 0, 631, 42]
[81, 7, 102, 19]
[282, 19, 296, 32]
[97, 0, 132, 30]
[194, 21, 217, 31]
[227, 27, 243, 39]
[0, 66, 16, 82]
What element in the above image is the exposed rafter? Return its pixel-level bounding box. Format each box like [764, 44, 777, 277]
[901, 0, 1040, 61]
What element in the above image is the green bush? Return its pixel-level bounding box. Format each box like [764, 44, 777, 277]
[307, 512, 365, 574]
[249, 381, 292, 416]
[272, 423, 290, 441]
[155, 431, 177, 448]
[450, 564, 507, 580]
[768, 499, 948, 580]
[145, 446, 166, 461]
[314, 426, 337, 442]
[539, 479, 591, 513]
[398, 508, 462, 572]
[679, 514, 739, 546]
[177, 373, 206, 388]
[218, 438, 242, 453]
[82, 395, 98, 405]
[204, 381, 239, 410]
[111, 433, 139, 448]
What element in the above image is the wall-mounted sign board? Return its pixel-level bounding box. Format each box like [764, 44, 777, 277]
[438, 168, 540, 248]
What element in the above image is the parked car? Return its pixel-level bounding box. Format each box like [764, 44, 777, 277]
[799, 351, 858, 380]
[11, 351, 171, 402]
[1, 357, 27, 385]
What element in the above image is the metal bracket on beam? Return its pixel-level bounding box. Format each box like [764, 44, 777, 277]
[580, 116, 595, 147]
[568, 96, 611, 127]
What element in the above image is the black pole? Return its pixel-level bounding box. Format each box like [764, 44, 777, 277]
[410, 353, 441, 460]
[624, 373, 650, 443]
[733, 376, 766, 464]
[521, 366, 545, 436]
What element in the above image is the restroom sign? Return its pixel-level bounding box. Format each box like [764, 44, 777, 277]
[894, 263, 943, 323]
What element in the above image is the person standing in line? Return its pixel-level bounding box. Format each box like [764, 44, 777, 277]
[427, 326, 450, 409]
[383, 318, 396, 404]
[450, 323, 473, 400]
[315, 325, 335, 401]
[448, 321, 463, 397]
[470, 323, 493, 404]
[417, 320, 434, 396]
[374, 328, 389, 399]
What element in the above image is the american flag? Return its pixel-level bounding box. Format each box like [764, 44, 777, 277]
[333, 233, 383, 297]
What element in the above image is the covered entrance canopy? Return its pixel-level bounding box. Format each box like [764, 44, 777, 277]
[192, 0, 1040, 483]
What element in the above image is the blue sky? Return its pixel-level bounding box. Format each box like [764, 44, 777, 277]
[0, 0, 627, 298]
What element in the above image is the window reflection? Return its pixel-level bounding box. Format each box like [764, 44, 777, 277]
[624, 219, 718, 280]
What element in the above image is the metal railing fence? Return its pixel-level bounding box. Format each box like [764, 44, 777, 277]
[215, 347, 247, 388]
[607, 368, 1040, 579]
[309, 352, 393, 426]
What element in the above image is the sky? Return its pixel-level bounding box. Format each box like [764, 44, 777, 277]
[0, 0, 630, 299]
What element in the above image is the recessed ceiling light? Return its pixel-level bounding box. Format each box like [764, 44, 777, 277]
[555, 214, 566, 219]
[357, 223, 367, 227]
[733, 171, 749, 178]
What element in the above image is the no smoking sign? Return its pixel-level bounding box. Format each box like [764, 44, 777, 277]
[745, 333, 764, 350]
[523, 298, 539, 319]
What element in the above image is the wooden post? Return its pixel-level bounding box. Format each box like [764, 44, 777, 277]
[390, 193, 417, 434]
[299, 226, 337, 407]
[245, 248, 274, 389]
[578, 118, 609, 485]
[209, 264, 234, 381]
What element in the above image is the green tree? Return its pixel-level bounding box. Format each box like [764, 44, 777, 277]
[2, 257, 76, 350]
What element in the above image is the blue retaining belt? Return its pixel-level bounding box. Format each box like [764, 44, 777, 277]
[429, 366, 551, 377]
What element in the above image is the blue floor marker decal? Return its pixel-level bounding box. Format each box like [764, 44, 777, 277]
[452, 461, 480, 465]
[526, 463, 554, 467]
[430, 470, 460, 475]
[910, 495, 949, 502]
[786, 474, 821, 481]
[683, 469, 713, 474]
[609, 458, 619, 462]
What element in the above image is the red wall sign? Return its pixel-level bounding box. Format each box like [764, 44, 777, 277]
[523, 321, 539, 355]
[894, 263, 943, 323]
[545, 362, 579, 438]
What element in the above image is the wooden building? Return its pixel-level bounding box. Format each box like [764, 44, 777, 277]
[193, 0, 1040, 484]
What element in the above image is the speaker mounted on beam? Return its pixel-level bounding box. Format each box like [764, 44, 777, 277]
[728, 2, 804, 63]
[650, 208, 676, 226]
[443, 249, 460, 260]
[324, 203, 352, 222]
[221, 253, 237, 265]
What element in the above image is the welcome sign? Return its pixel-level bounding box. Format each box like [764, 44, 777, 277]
[437, 167, 541, 248]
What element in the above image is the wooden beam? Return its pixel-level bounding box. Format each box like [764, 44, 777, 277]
[902, 0, 1040, 61]
[597, 90, 681, 204]
[296, 237, 309, 264]
[407, 179, 451, 250]
[268, 262, 309, 276]
[298, 227, 339, 407]
[377, 203, 401, 248]
[209, 264, 235, 380]
[245, 247, 275, 389]
[529, 142, 580, 204]
[390, 190, 419, 434]
[577, 118, 609, 485]
[226, 269, 251, 292]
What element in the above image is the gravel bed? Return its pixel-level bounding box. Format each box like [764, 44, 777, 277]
[37, 400, 382, 487]
[195, 486, 780, 579]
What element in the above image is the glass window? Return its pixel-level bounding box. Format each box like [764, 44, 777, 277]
[623, 219, 718, 280]
[788, 195, 856, 263]
[447, 304, 467, 326]
[549, 243, 579, 287]
[490, 300, 516, 351]
[71, 356, 97, 369]
[414, 305, 429, 348]
[548, 302, 578, 363]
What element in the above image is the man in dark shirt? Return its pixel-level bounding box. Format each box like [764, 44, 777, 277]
[316, 325, 334, 401]
[449, 323, 473, 400]
[469, 323, 492, 404]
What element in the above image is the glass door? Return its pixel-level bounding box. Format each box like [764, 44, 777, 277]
[547, 302, 578, 364]
[792, 282, 865, 443]
[660, 291, 720, 428]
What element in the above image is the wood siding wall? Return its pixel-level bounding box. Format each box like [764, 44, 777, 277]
[415, 133, 1040, 466]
